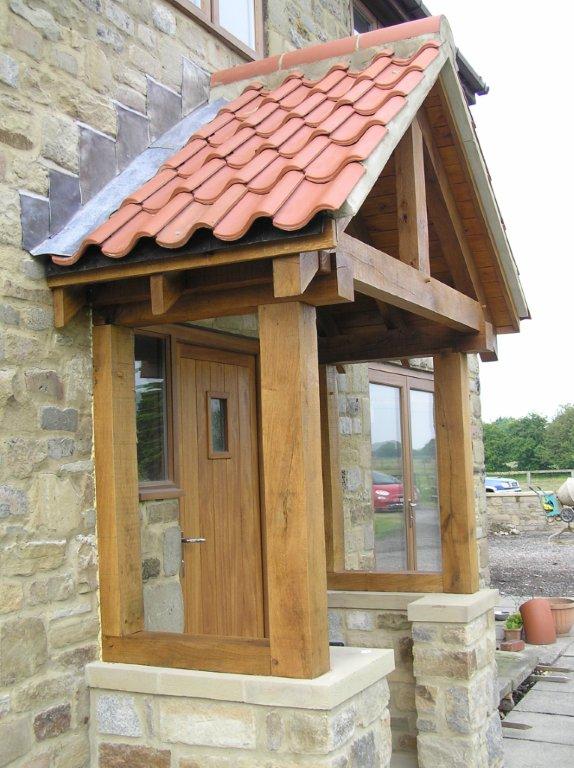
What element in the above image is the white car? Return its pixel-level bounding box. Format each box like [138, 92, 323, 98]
[485, 476, 522, 493]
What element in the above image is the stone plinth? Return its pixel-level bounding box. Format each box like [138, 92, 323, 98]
[87, 646, 394, 768]
[408, 589, 502, 768]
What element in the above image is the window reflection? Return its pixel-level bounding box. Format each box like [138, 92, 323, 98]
[134, 335, 168, 483]
[410, 389, 441, 571]
[369, 382, 408, 571]
[219, 0, 255, 48]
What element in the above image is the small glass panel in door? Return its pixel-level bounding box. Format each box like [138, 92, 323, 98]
[409, 388, 441, 571]
[369, 382, 408, 571]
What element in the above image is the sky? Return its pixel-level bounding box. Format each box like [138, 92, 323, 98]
[426, 1, 574, 423]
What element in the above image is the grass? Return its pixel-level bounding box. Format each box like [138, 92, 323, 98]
[374, 512, 404, 538]
[493, 472, 572, 491]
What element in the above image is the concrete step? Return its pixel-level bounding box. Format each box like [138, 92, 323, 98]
[496, 646, 539, 701]
[390, 751, 418, 768]
[503, 710, 574, 746]
[504, 738, 574, 767]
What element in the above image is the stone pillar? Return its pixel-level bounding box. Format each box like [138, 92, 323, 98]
[408, 589, 502, 768]
[87, 647, 394, 768]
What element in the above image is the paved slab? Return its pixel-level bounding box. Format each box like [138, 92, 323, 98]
[503, 711, 574, 746]
[503, 738, 574, 767]
[535, 676, 574, 692]
[390, 753, 417, 768]
[515, 688, 574, 716]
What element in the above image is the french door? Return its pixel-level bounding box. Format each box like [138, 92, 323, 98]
[369, 365, 441, 573]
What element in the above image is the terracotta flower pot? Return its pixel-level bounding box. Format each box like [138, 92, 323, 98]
[547, 598, 574, 636]
[504, 628, 522, 642]
[520, 598, 556, 645]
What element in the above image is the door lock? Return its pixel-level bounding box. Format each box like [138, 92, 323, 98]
[407, 500, 417, 527]
[181, 537, 206, 544]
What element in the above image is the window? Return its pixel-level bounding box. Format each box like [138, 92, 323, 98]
[208, 393, 230, 457]
[369, 366, 441, 573]
[352, 1, 377, 34]
[134, 333, 174, 494]
[170, 0, 263, 56]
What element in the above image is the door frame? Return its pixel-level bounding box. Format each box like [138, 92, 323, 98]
[368, 362, 435, 572]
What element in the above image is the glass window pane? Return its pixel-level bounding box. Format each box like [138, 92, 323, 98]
[218, 0, 255, 48]
[370, 383, 408, 571]
[210, 397, 228, 453]
[134, 335, 168, 483]
[353, 5, 374, 34]
[410, 389, 441, 572]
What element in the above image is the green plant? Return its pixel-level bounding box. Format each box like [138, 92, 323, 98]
[505, 612, 523, 630]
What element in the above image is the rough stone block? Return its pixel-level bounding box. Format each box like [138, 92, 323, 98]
[346, 610, 375, 631]
[182, 58, 210, 114]
[11, 673, 76, 714]
[99, 743, 171, 768]
[143, 581, 184, 633]
[3, 540, 66, 576]
[0, 582, 24, 614]
[47, 438, 75, 459]
[33, 704, 71, 741]
[41, 406, 78, 431]
[146, 499, 179, 524]
[0, 52, 19, 87]
[49, 168, 81, 233]
[9, 0, 61, 40]
[158, 699, 256, 749]
[41, 114, 79, 173]
[96, 694, 142, 737]
[147, 77, 182, 141]
[0, 616, 47, 685]
[151, 3, 176, 35]
[0, 716, 30, 766]
[25, 370, 63, 399]
[115, 103, 149, 171]
[142, 557, 160, 580]
[79, 124, 117, 202]
[163, 525, 181, 577]
[414, 646, 478, 680]
[0, 484, 28, 518]
[349, 730, 379, 768]
[19, 192, 50, 251]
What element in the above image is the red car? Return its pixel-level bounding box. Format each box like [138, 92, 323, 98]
[372, 471, 404, 512]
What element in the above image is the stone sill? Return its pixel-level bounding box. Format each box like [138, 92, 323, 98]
[329, 588, 499, 624]
[328, 590, 425, 611]
[86, 646, 394, 710]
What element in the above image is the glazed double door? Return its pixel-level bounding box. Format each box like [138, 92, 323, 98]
[177, 344, 265, 639]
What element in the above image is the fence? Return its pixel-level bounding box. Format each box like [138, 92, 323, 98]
[490, 469, 574, 491]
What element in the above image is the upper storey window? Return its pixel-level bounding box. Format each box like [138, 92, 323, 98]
[352, 1, 377, 34]
[174, 0, 263, 57]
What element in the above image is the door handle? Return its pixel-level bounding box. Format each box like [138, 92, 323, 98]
[181, 537, 206, 544]
[407, 500, 416, 527]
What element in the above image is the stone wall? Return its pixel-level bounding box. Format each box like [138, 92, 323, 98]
[87, 648, 394, 768]
[266, 0, 352, 55]
[487, 492, 549, 534]
[329, 601, 418, 757]
[140, 499, 184, 634]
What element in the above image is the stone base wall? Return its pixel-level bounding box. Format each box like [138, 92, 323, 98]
[410, 593, 502, 768]
[329, 604, 418, 755]
[87, 650, 394, 768]
[487, 492, 549, 534]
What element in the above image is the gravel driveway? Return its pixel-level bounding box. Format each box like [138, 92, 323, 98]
[489, 531, 574, 597]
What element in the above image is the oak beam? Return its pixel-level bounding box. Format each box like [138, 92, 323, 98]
[92, 324, 143, 636]
[418, 109, 486, 305]
[318, 324, 496, 365]
[258, 302, 330, 678]
[273, 252, 319, 297]
[395, 119, 430, 274]
[150, 272, 185, 315]
[434, 352, 479, 593]
[53, 286, 85, 328]
[340, 233, 484, 333]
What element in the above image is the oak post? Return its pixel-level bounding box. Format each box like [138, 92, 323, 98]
[319, 365, 345, 573]
[93, 324, 144, 637]
[434, 351, 479, 593]
[258, 302, 330, 678]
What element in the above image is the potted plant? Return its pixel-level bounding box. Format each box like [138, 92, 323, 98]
[547, 597, 574, 635]
[504, 613, 523, 641]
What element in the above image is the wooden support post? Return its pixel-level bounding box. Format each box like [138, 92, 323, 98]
[93, 324, 144, 637]
[319, 365, 344, 573]
[395, 118, 430, 274]
[258, 302, 330, 678]
[434, 352, 479, 594]
[52, 286, 85, 328]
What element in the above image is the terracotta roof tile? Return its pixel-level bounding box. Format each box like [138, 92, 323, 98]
[52, 32, 442, 266]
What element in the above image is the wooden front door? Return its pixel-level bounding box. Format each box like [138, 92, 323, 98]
[177, 343, 265, 638]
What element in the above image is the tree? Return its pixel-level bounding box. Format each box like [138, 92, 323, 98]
[483, 413, 549, 471]
[542, 404, 574, 469]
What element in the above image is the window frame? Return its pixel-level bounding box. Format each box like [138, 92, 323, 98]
[169, 0, 264, 60]
[324, 362, 445, 593]
[352, 0, 378, 35]
[135, 329, 181, 501]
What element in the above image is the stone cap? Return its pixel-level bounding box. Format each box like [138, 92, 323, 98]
[407, 588, 499, 624]
[86, 646, 394, 711]
[328, 590, 425, 611]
